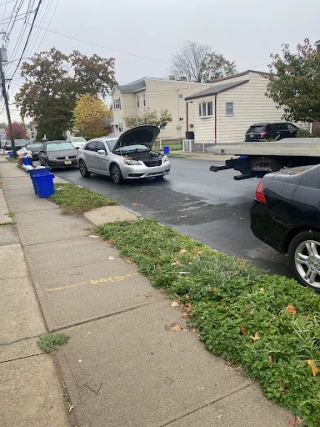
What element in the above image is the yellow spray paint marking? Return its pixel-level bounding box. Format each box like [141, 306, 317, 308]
[47, 272, 138, 293]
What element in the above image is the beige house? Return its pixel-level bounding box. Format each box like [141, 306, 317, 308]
[111, 78, 210, 139]
[185, 70, 302, 143]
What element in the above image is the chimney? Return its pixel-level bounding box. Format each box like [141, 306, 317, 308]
[315, 40, 320, 54]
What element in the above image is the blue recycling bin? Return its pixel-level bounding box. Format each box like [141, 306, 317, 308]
[163, 146, 170, 154]
[28, 167, 51, 195]
[33, 173, 55, 198]
[8, 151, 14, 158]
[22, 157, 32, 166]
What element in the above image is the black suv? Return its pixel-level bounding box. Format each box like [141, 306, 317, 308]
[245, 122, 299, 142]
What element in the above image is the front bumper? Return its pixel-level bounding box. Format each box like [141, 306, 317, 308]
[121, 161, 171, 179]
[47, 158, 78, 168]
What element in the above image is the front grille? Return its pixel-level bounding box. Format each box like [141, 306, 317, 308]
[56, 156, 76, 160]
[144, 160, 162, 167]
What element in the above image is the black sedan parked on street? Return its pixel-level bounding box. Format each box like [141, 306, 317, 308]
[26, 142, 43, 160]
[250, 165, 320, 291]
[39, 141, 78, 168]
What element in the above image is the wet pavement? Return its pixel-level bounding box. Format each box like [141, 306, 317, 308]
[54, 157, 290, 277]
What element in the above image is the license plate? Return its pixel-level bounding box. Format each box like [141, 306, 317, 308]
[253, 160, 272, 170]
[64, 160, 72, 165]
[250, 134, 254, 137]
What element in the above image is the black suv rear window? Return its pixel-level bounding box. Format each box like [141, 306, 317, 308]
[248, 125, 264, 133]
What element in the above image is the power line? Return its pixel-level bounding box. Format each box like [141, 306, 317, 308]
[33, 0, 59, 53]
[0, 0, 16, 6]
[24, 0, 53, 57]
[32, 24, 170, 65]
[9, 0, 42, 81]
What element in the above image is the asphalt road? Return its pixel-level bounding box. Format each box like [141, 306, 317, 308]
[54, 157, 291, 277]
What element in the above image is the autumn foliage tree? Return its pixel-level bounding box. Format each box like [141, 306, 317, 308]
[267, 39, 320, 122]
[73, 94, 111, 140]
[5, 122, 26, 139]
[124, 109, 172, 129]
[15, 48, 117, 141]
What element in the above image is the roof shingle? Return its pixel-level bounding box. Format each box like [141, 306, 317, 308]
[185, 80, 249, 101]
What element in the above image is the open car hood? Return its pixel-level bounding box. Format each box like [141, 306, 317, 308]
[112, 125, 160, 151]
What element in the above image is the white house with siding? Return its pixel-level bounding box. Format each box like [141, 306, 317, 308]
[111, 77, 210, 139]
[185, 70, 300, 144]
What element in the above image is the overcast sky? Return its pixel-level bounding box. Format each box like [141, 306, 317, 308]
[2, 0, 320, 121]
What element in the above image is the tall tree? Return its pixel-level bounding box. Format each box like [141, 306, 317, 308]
[73, 94, 111, 140]
[266, 39, 320, 122]
[170, 41, 236, 83]
[124, 109, 172, 129]
[15, 48, 116, 141]
[5, 121, 26, 139]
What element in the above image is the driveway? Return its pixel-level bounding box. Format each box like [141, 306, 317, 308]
[54, 157, 290, 277]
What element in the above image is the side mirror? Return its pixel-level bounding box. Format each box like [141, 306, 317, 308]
[76, 147, 79, 149]
[97, 149, 106, 155]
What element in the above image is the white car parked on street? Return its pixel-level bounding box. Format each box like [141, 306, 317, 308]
[69, 137, 87, 149]
[76, 126, 170, 184]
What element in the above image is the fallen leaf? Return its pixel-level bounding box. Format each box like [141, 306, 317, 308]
[171, 260, 181, 266]
[109, 256, 115, 260]
[124, 257, 133, 264]
[170, 301, 180, 307]
[68, 402, 74, 413]
[286, 304, 297, 315]
[89, 235, 99, 239]
[159, 288, 166, 293]
[142, 249, 149, 254]
[184, 303, 192, 313]
[184, 294, 190, 300]
[170, 323, 182, 332]
[250, 332, 260, 342]
[178, 249, 187, 254]
[259, 287, 264, 292]
[307, 360, 319, 377]
[288, 415, 303, 427]
[239, 326, 247, 335]
[132, 202, 142, 206]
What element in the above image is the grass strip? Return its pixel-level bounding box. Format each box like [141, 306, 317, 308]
[97, 218, 320, 426]
[50, 183, 118, 214]
[5, 157, 18, 163]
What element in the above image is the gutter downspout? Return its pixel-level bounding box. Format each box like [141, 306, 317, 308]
[214, 95, 217, 144]
[186, 102, 188, 138]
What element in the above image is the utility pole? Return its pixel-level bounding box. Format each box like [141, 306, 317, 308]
[0, 47, 15, 156]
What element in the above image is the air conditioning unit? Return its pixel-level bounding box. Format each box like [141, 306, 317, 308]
[176, 125, 182, 129]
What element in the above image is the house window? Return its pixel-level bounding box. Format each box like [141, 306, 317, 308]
[143, 93, 146, 107]
[199, 101, 213, 117]
[118, 122, 124, 133]
[179, 117, 184, 122]
[226, 102, 234, 116]
[160, 125, 166, 131]
[114, 98, 121, 110]
[136, 95, 140, 108]
[178, 94, 184, 99]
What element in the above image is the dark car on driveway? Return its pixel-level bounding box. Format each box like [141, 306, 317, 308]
[245, 122, 299, 142]
[39, 141, 78, 168]
[250, 165, 320, 290]
[26, 142, 43, 160]
[4, 139, 28, 150]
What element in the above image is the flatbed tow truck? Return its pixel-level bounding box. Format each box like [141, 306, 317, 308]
[209, 138, 320, 180]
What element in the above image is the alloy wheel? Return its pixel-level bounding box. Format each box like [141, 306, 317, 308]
[295, 240, 320, 288]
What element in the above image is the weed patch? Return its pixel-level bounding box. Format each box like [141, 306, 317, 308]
[50, 183, 118, 214]
[37, 333, 69, 353]
[97, 218, 320, 426]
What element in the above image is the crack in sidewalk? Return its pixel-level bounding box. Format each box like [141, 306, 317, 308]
[0, 352, 44, 364]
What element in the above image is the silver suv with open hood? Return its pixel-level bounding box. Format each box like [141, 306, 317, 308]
[76, 125, 171, 184]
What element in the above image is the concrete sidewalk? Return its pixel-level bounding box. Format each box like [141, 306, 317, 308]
[0, 158, 292, 427]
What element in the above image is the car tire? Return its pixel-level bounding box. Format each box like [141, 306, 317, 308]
[288, 230, 320, 291]
[40, 157, 46, 166]
[110, 164, 122, 184]
[79, 160, 91, 178]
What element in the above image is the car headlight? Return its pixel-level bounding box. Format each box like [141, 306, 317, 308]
[162, 155, 169, 162]
[123, 159, 142, 165]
